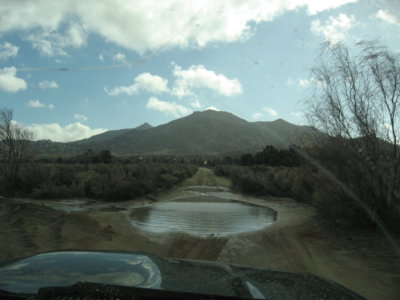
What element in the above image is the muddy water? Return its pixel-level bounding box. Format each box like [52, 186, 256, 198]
[13, 185, 277, 237]
[129, 186, 277, 237]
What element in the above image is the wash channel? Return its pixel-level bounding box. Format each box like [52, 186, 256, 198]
[129, 186, 277, 237]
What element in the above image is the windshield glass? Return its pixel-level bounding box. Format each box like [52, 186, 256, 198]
[0, 1, 399, 299]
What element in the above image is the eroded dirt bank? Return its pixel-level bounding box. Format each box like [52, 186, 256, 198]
[0, 168, 399, 299]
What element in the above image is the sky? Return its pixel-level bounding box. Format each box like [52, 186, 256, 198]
[0, 0, 399, 142]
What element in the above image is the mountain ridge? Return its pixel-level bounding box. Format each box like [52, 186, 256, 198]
[32, 110, 317, 156]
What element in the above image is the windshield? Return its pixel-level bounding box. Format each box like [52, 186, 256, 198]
[0, 1, 399, 299]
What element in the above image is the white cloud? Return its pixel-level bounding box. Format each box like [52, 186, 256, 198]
[290, 111, 304, 118]
[190, 100, 201, 108]
[0, 66, 27, 92]
[287, 77, 319, 89]
[205, 106, 220, 111]
[130, 73, 169, 94]
[0, 1, 356, 55]
[252, 112, 263, 120]
[262, 107, 278, 117]
[289, 0, 358, 15]
[26, 100, 54, 109]
[0, 42, 18, 60]
[311, 13, 356, 44]
[112, 52, 126, 63]
[375, 10, 399, 25]
[29, 122, 107, 142]
[172, 64, 242, 98]
[146, 96, 192, 117]
[38, 80, 58, 89]
[298, 78, 311, 87]
[67, 23, 86, 46]
[73, 114, 88, 122]
[98, 54, 104, 61]
[106, 73, 169, 96]
[107, 65, 241, 99]
[25, 23, 86, 56]
[26, 100, 45, 108]
[383, 122, 393, 131]
[286, 77, 311, 87]
[378, 0, 400, 22]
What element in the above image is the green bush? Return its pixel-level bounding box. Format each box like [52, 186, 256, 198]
[214, 165, 294, 197]
[6, 162, 197, 201]
[310, 177, 374, 228]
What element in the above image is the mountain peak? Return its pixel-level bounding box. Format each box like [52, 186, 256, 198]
[135, 122, 153, 130]
[270, 118, 292, 125]
[190, 110, 240, 118]
[273, 118, 289, 123]
[255, 118, 293, 126]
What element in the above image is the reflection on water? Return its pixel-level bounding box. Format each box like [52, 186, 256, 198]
[0, 251, 161, 293]
[130, 190, 277, 237]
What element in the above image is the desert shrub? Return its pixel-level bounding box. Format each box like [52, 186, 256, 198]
[214, 146, 398, 231]
[230, 169, 266, 194]
[214, 165, 294, 197]
[291, 174, 314, 202]
[6, 161, 197, 201]
[213, 165, 229, 177]
[238, 145, 301, 167]
[31, 181, 82, 199]
[10, 163, 50, 195]
[214, 164, 320, 202]
[310, 175, 375, 229]
[272, 167, 293, 194]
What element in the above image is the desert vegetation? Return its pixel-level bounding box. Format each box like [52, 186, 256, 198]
[15, 161, 197, 201]
[214, 154, 374, 229]
[0, 109, 33, 190]
[214, 41, 400, 233]
[0, 136, 197, 200]
[305, 41, 400, 232]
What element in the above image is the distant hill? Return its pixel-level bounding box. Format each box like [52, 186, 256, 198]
[254, 119, 318, 147]
[32, 110, 318, 156]
[76, 122, 153, 144]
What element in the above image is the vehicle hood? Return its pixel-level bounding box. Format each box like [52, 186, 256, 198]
[0, 250, 364, 299]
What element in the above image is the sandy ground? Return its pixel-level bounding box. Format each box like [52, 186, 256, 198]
[0, 168, 399, 299]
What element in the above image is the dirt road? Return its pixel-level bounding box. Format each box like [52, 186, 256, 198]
[0, 168, 399, 299]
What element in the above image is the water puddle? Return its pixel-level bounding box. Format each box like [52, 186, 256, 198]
[129, 186, 277, 237]
[13, 185, 277, 237]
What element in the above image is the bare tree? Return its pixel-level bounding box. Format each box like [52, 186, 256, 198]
[305, 41, 400, 228]
[0, 108, 32, 182]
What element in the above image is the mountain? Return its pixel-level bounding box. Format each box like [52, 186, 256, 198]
[32, 110, 318, 156]
[135, 122, 153, 130]
[99, 110, 269, 154]
[76, 122, 153, 144]
[254, 119, 318, 146]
